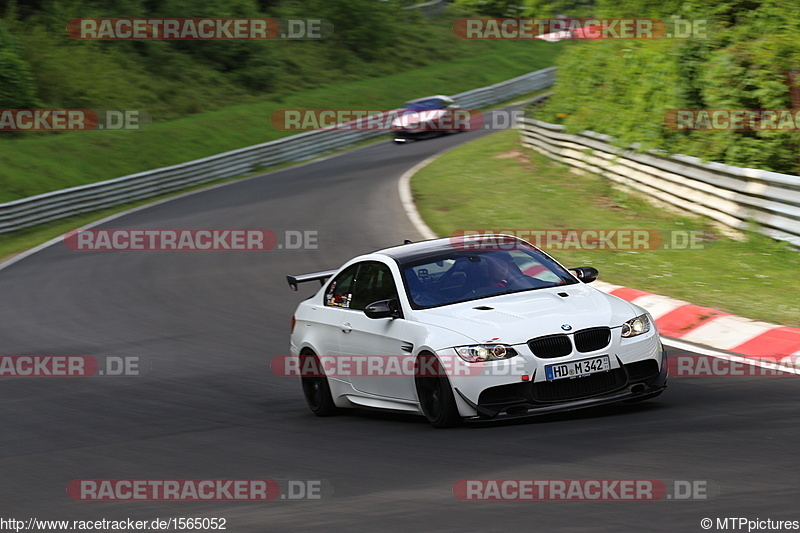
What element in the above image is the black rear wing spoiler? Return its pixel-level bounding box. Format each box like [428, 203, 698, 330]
[286, 269, 338, 291]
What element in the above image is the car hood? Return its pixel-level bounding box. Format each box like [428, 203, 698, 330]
[412, 284, 638, 346]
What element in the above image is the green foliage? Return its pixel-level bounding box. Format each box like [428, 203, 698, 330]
[0, 0, 516, 123]
[308, 0, 399, 61]
[592, 0, 687, 18]
[536, 0, 800, 174]
[453, 0, 526, 17]
[0, 21, 37, 108]
[521, 0, 597, 17]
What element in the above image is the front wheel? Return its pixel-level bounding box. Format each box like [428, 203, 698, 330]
[300, 351, 339, 417]
[415, 353, 462, 428]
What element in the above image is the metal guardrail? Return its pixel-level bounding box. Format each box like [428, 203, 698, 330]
[401, 0, 445, 10]
[519, 115, 800, 247]
[0, 68, 556, 233]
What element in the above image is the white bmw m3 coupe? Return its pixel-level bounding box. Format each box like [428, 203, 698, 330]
[286, 234, 667, 427]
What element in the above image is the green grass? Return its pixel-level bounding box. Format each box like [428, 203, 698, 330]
[0, 39, 565, 203]
[411, 129, 800, 327]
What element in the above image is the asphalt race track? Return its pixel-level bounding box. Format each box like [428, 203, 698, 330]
[1, 119, 799, 532]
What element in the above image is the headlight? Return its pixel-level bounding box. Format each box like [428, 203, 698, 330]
[455, 344, 518, 363]
[621, 314, 651, 338]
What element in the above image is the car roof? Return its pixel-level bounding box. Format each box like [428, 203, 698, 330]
[375, 235, 532, 266]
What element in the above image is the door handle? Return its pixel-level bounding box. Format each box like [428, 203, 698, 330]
[340, 322, 352, 333]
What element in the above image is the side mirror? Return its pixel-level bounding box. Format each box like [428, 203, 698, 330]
[364, 298, 402, 319]
[571, 266, 599, 283]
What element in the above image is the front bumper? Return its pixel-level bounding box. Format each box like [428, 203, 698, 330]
[393, 129, 446, 142]
[456, 348, 668, 421]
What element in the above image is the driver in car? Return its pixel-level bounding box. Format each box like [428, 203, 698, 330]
[483, 254, 536, 290]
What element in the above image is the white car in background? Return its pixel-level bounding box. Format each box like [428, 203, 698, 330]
[286, 235, 667, 427]
[391, 95, 466, 143]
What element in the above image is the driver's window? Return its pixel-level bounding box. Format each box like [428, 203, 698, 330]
[350, 262, 398, 311]
[324, 265, 357, 308]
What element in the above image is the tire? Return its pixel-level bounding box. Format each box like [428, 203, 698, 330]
[415, 353, 462, 428]
[300, 351, 339, 417]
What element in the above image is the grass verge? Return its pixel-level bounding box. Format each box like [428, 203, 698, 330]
[411, 129, 800, 327]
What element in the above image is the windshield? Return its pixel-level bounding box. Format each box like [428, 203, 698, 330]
[401, 248, 579, 309]
[404, 98, 447, 111]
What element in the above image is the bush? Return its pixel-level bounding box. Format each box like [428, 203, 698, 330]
[1, 0, 483, 122]
[0, 21, 37, 108]
[536, 0, 800, 174]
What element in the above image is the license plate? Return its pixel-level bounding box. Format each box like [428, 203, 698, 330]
[545, 355, 610, 381]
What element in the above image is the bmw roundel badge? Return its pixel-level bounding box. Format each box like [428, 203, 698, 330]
[561, 324, 573, 331]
